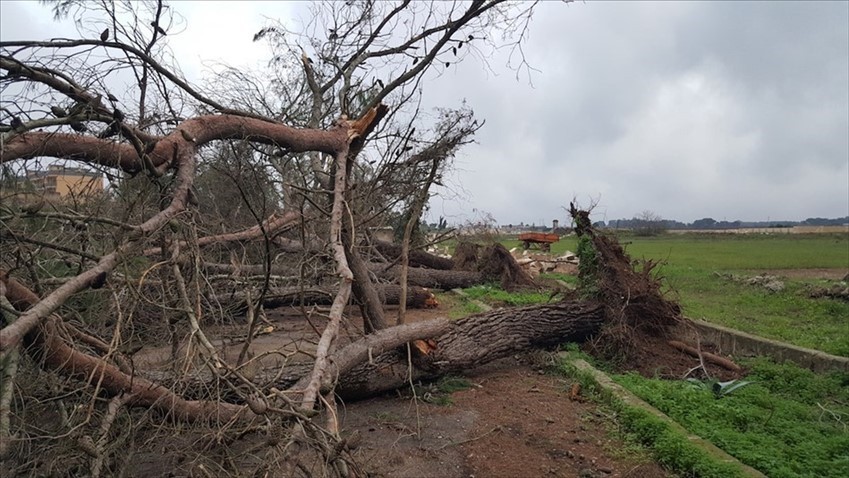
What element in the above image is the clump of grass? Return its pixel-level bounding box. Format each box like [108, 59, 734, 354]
[538, 272, 579, 286]
[461, 284, 549, 306]
[436, 376, 473, 394]
[413, 376, 473, 406]
[613, 358, 849, 478]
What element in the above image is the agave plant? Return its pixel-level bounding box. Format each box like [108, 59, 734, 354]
[687, 378, 753, 399]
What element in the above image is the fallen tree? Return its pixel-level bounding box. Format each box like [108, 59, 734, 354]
[335, 300, 604, 399]
[373, 240, 455, 270]
[372, 264, 484, 290]
[0, 2, 698, 476]
[218, 283, 437, 310]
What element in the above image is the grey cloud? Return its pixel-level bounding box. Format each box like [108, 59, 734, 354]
[421, 1, 848, 225]
[3, 1, 846, 225]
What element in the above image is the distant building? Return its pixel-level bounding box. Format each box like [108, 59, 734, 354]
[6, 165, 104, 203]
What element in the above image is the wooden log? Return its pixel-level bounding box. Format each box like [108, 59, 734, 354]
[217, 284, 435, 310]
[335, 300, 604, 400]
[370, 263, 483, 290]
[374, 240, 455, 270]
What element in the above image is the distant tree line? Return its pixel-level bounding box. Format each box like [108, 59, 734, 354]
[599, 216, 849, 230]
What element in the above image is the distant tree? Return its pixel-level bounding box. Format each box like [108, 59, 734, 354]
[691, 217, 717, 229]
[632, 210, 666, 236]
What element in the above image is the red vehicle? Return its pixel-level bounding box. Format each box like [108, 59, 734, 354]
[518, 232, 559, 252]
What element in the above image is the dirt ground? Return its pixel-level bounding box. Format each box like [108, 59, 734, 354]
[749, 267, 849, 281]
[337, 304, 736, 478]
[342, 354, 669, 478]
[133, 290, 740, 477]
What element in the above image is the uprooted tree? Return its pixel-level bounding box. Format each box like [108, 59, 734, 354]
[0, 1, 687, 476]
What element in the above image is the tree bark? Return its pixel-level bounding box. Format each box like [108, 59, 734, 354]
[218, 284, 435, 310]
[335, 300, 605, 400]
[371, 264, 483, 290]
[374, 240, 455, 270]
[345, 233, 391, 332]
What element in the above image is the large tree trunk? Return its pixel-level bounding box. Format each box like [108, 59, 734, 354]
[218, 284, 435, 310]
[371, 264, 483, 290]
[373, 240, 455, 270]
[335, 300, 604, 399]
[144, 300, 605, 403]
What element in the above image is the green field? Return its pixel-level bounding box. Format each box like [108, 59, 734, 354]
[497, 232, 849, 356]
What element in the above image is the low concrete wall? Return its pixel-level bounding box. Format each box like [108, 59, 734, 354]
[675, 319, 849, 374]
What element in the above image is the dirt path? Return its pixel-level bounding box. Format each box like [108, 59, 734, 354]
[134, 300, 677, 477]
[342, 356, 668, 478]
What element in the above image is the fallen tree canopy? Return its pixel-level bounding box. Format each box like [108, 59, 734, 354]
[1, 207, 687, 416]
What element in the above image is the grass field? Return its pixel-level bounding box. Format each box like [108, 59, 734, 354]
[495, 232, 849, 356]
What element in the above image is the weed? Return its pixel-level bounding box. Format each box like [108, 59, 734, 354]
[613, 358, 849, 478]
[373, 411, 399, 422]
[435, 376, 472, 394]
[461, 284, 549, 306]
[411, 376, 473, 406]
[686, 378, 754, 399]
[557, 358, 746, 478]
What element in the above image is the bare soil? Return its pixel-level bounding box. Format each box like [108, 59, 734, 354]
[133, 289, 739, 477]
[748, 268, 849, 281]
[334, 303, 736, 478]
[342, 356, 669, 478]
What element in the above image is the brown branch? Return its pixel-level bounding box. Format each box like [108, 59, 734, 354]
[142, 210, 301, 257]
[668, 340, 742, 372]
[0, 274, 252, 423]
[1, 115, 349, 172]
[0, 146, 196, 356]
[300, 145, 353, 411]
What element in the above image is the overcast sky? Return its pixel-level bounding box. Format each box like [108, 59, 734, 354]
[2, 1, 847, 226]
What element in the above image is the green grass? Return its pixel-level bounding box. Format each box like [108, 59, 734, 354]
[538, 272, 579, 286]
[461, 284, 551, 307]
[500, 232, 849, 356]
[558, 355, 747, 478]
[619, 233, 848, 270]
[612, 358, 849, 478]
[435, 291, 483, 319]
[618, 233, 849, 356]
